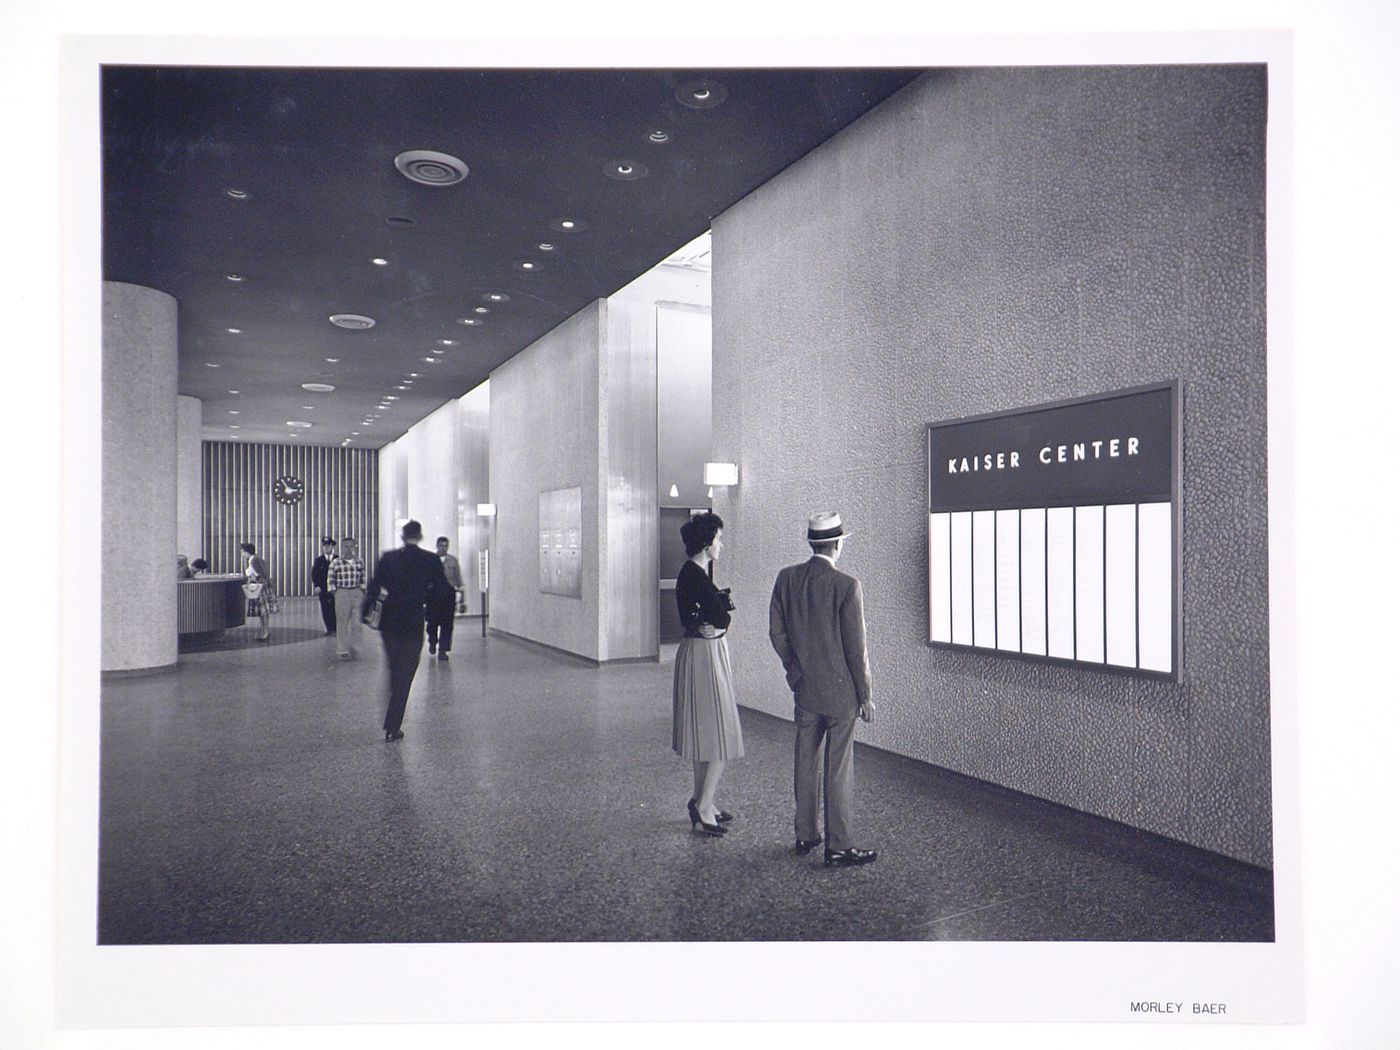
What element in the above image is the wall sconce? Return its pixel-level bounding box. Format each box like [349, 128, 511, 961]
[704, 462, 739, 487]
[476, 503, 497, 517]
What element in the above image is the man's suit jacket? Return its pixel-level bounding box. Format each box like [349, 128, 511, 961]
[768, 556, 872, 718]
[311, 554, 332, 591]
[366, 545, 449, 636]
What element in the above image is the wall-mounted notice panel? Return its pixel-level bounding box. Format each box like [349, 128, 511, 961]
[539, 486, 583, 598]
[926, 382, 1181, 681]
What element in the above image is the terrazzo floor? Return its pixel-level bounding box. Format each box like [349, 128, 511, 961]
[100, 598, 1273, 944]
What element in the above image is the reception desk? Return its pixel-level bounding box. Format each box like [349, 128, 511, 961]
[178, 574, 246, 641]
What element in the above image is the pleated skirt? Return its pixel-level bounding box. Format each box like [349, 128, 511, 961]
[672, 635, 745, 761]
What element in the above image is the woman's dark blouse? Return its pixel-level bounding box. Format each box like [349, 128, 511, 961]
[676, 560, 732, 638]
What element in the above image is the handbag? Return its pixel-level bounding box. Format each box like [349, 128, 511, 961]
[241, 581, 264, 617]
[362, 592, 384, 630]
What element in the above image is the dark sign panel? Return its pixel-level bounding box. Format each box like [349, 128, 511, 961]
[928, 384, 1176, 513]
[925, 382, 1182, 682]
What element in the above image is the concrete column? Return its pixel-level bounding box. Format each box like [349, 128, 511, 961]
[176, 395, 203, 563]
[102, 281, 178, 674]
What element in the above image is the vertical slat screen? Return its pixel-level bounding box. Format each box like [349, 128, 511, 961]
[201, 441, 380, 596]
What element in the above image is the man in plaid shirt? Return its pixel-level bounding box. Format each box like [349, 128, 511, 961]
[327, 535, 367, 660]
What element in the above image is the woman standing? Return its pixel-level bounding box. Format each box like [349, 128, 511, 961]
[239, 542, 273, 642]
[672, 511, 744, 836]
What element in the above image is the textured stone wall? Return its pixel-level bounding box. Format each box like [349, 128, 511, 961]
[711, 67, 1270, 866]
[489, 304, 605, 660]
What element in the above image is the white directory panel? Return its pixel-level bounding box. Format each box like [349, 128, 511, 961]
[950, 511, 973, 646]
[1105, 503, 1138, 668]
[995, 509, 1021, 651]
[1138, 501, 1174, 673]
[1046, 507, 1075, 660]
[929, 513, 951, 644]
[1019, 508, 1047, 656]
[1074, 505, 1105, 663]
[972, 510, 997, 648]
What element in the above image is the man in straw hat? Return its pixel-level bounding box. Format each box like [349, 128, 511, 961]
[768, 511, 878, 867]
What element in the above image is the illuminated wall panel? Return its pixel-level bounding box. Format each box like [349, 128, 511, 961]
[927, 383, 1181, 680]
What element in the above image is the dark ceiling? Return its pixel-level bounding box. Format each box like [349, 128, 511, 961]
[102, 66, 921, 448]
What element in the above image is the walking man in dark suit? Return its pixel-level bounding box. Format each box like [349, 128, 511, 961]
[768, 511, 878, 868]
[311, 537, 338, 635]
[365, 519, 449, 742]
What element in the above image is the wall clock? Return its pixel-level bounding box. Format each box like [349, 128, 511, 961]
[274, 474, 305, 506]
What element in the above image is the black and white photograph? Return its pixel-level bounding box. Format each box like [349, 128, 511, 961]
[7, 2, 1400, 1047]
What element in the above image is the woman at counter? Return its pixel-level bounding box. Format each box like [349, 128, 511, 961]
[239, 542, 273, 642]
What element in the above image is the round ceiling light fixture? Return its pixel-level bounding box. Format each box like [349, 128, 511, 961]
[473, 306, 490, 314]
[437, 339, 457, 346]
[286, 420, 313, 428]
[225, 188, 250, 200]
[537, 243, 555, 252]
[648, 129, 672, 144]
[484, 292, 510, 303]
[393, 149, 469, 187]
[226, 327, 242, 334]
[226, 273, 246, 282]
[676, 79, 727, 109]
[605, 159, 648, 181]
[228, 389, 240, 395]
[329, 314, 376, 329]
[301, 382, 336, 393]
[386, 215, 416, 228]
[517, 261, 538, 272]
[422, 356, 440, 363]
[550, 218, 586, 234]
[204, 361, 221, 368]
[325, 357, 340, 363]
[457, 317, 483, 326]
[371, 258, 389, 266]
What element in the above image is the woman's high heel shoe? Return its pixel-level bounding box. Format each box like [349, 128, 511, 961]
[688, 799, 725, 837]
[689, 798, 733, 823]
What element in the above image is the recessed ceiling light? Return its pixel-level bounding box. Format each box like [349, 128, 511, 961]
[386, 215, 416, 228]
[301, 382, 335, 393]
[226, 273, 246, 282]
[229, 410, 240, 415]
[605, 160, 648, 181]
[286, 420, 313, 428]
[473, 306, 490, 314]
[517, 262, 536, 271]
[394, 386, 407, 391]
[394, 149, 469, 186]
[385, 395, 400, 401]
[438, 339, 457, 346]
[325, 357, 340, 363]
[676, 79, 727, 108]
[328, 314, 376, 329]
[351, 431, 360, 435]
[302, 405, 315, 410]
[457, 317, 483, 326]
[225, 188, 249, 200]
[484, 292, 511, 302]
[204, 361, 220, 368]
[226, 328, 242, 334]
[230, 425, 240, 429]
[537, 243, 554, 252]
[551, 218, 586, 233]
[228, 389, 240, 395]
[372, 258, 389, 266]
[408, 373, 420, 378]
[648, 129, 671, 144]
[229, 434, 242, 440]
[423, 356, 441, 363]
